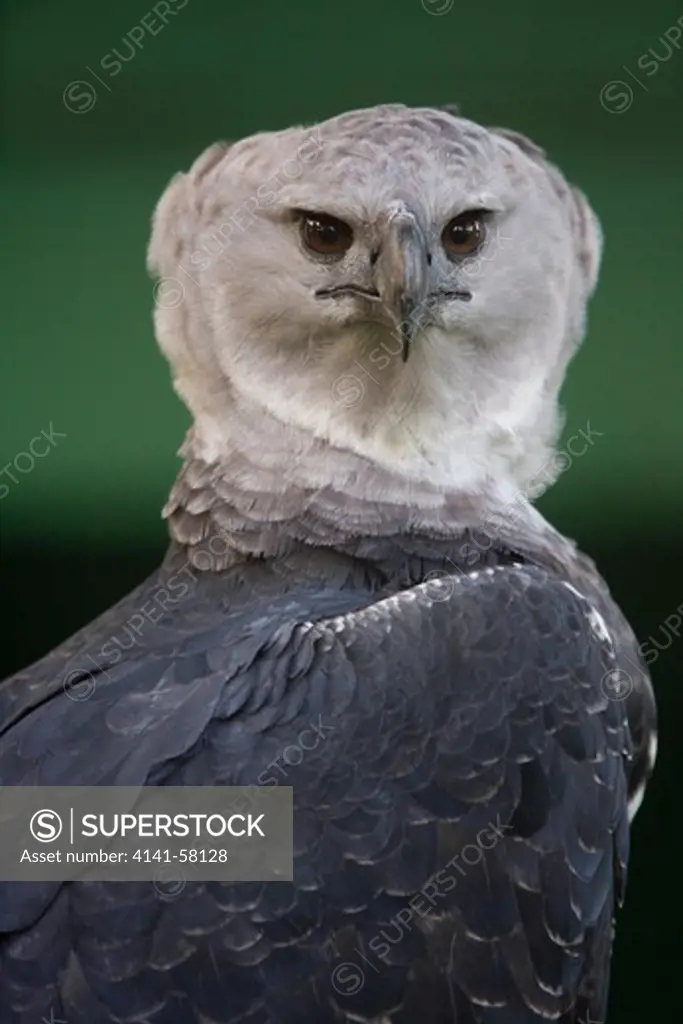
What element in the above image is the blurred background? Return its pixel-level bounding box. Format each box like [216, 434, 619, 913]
[2, 0, 681, 1017]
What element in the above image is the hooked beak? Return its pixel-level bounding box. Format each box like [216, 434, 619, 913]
[314, 204, 473, 364]
[375, 207, 430, 362]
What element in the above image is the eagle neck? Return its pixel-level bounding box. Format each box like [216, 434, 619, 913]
[163, 428, 566, 575]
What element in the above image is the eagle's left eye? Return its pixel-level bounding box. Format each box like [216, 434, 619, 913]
[299, 213, 354, 257]
[441, 211, 486, 257]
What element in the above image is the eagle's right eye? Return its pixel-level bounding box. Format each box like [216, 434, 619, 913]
[441, 210, 487, 258]
[299, 213, 353, 257]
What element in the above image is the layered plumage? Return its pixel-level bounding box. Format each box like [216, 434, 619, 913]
[0, 104, 656, 1022]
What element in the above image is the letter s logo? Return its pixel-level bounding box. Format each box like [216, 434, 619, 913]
[30, 809, 63, 842]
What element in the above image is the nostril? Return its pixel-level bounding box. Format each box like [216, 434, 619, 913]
[426, 252, 432, 266]
[370, 249, 380, 265]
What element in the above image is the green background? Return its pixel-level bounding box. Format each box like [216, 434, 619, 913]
[2, 0, 681, 1017]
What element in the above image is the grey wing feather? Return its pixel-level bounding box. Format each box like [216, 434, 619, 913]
[0, 559, 649, 1023]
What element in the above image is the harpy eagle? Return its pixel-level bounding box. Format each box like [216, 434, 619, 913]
[0, 104, 657, 1023]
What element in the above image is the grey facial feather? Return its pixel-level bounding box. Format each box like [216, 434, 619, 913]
[147, 103, 602, 530]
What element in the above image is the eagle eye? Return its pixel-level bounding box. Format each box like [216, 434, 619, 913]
[441, 211, 487, 258]
[299, 212, 353, 257]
